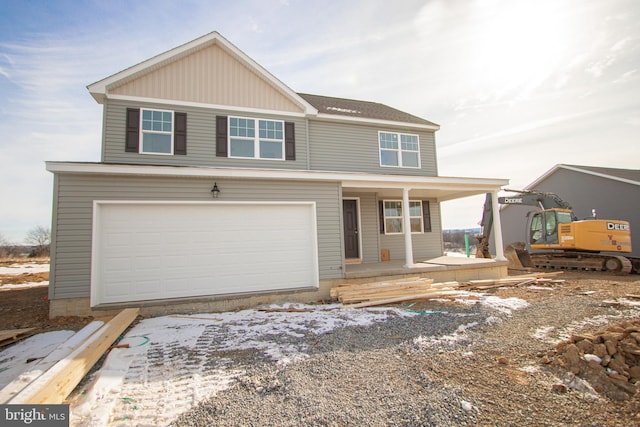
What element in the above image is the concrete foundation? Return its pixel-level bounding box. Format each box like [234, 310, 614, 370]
[49, 258, 508, 318]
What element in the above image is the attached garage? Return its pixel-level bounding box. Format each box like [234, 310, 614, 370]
[91, 201, 319, 306]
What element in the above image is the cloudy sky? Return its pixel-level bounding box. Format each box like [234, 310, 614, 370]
[1, 0, 638, 243]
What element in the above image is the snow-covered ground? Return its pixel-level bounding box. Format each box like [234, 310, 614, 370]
[0, 291, 531, 426]
[0, 263, 50, 275]
[0, 262, 49, 290]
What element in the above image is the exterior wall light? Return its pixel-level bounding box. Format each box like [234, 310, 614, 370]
[211, 182, 221, 198]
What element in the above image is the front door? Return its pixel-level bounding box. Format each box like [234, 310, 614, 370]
[343, 199, 359, 258]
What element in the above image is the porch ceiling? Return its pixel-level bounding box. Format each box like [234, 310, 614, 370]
[341, 176, 509, 202]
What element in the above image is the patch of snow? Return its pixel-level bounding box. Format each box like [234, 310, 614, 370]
[326, 106, 361, 114]
[532, 326, 556, 342]
[72, 304, 414, 426]
[0, 263, 49, 275]
[519, 365, 539, 374]
[479, 295, 529, 315]
[527, 286, 555, 291]
[0, 281, 48, 290]
[413, 321, 480, 350]
[485, 315, 502, 325]
[0, 331, 75, 389]
[584, 354, 602, 364]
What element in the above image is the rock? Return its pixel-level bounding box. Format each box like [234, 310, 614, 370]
[629, 365, 640, 380]
[576, 339, 594, 355]
[572, 333, 596, 342]
[621, 342, 640, 356]
[593, 343, 607, 359]
[604, 339, 618, 356]
[460, 400, 473, 412]
[497, 356, 509, 365]
[564, 344, 582, 375]
[551, 384, 568, 393]
[608, 356, 629, 377]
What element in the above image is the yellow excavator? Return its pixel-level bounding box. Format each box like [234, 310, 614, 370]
[476, 190, 637, 274]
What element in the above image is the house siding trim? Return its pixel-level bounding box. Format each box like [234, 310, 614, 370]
[106, 94, 310, 119]
[46, 162, 508, 196]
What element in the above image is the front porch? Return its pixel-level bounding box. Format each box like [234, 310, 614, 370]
[344, 255, 508, 284]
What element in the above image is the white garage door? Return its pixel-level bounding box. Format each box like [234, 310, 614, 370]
[91, 201, 319, 306]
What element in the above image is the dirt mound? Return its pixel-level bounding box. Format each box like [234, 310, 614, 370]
[551, 318, 640, 401]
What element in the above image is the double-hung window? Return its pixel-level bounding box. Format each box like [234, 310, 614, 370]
[383, 200, 423, 234]
[229, 116, 284, 160]
[379, 131, 420, 168]
[140, 109, 174, 154]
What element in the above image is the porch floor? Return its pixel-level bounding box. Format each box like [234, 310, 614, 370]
[344, 256, 508, 282]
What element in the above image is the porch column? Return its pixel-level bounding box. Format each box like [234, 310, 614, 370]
[491, 190, 507, 261]
[402, 187, 414, 268]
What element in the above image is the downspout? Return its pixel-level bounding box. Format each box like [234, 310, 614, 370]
[402, 187, 414, 267]
[305, 117, 311, 170]
[491, 191, 507, 261]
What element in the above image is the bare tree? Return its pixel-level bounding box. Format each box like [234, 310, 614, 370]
[0, 231, 21, 258]
[26, 225, 51, 257]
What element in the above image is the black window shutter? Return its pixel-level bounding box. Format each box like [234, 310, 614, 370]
[285, 122, 295, 160]
[216, 116, 228, 157]
[422, 200, 432, 232]
[379, 201, 384, 234]
[174, 112, 187, 155]
[125, 108, 140, 153]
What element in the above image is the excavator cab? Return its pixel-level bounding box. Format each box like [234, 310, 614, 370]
[528, 209, 574, 246]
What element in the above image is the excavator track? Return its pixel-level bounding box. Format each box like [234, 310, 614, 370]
[529, 252, 633, 274]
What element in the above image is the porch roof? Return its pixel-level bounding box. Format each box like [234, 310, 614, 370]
[46, 162, 509, 202]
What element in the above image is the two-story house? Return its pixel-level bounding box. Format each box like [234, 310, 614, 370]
[46, 32, 509, 318]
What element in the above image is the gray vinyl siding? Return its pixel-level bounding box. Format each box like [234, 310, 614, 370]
[499, 168, 640, 257]
[378, 199, 443, 261]
[102, 98, 308, 169]
[51, 173, 342, 300]
[308, 120, 438, 176]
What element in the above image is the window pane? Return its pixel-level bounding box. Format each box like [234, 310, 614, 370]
[401, 134, 419, 151]
[142, 119, 152, 130]
[142, 110, 152, 120]
[409, 202, 422, 216]
[386, 218, 402, 233]
[230, 138, 255, 157]
[260, 140, 283, 159]
[402, 152, 419, 167]
[384, 201, 402, 216]
[410, 218, 423, 233]
[230, 118, 254, 138]
[379, 132, 398, 149]
[142, 133, 171, 154]
[259, 120, 283, 140]
[381, 150, 398, 166]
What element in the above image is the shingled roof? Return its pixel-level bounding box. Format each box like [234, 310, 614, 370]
[298, 93, 439, 128]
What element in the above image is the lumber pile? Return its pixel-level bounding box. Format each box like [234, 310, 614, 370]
[0, 328, 36, 348]
[332, 272, 565, 309]
[2, 308, 138, 404]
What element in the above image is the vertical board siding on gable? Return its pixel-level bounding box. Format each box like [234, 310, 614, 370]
[377, 199, 443, 261]
[102, 99, 308, 169]
[50, 174, 342, 300]
[109, 43, 302, 113]
[307, 120, 438, 176]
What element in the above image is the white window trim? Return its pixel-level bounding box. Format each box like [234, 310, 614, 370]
[228, 116, 285, 161]
[383, 199, 423, 235]
[139, 108, 174, 155]
[378, 131, 421, 169]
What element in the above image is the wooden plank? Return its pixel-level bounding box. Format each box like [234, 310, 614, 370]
[331, 277, 422, 297]
[9, 308, 138, 404]
[0, 321, 104, 404]
[342, 290, 461, 309]
[0, 328, 37, 348]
